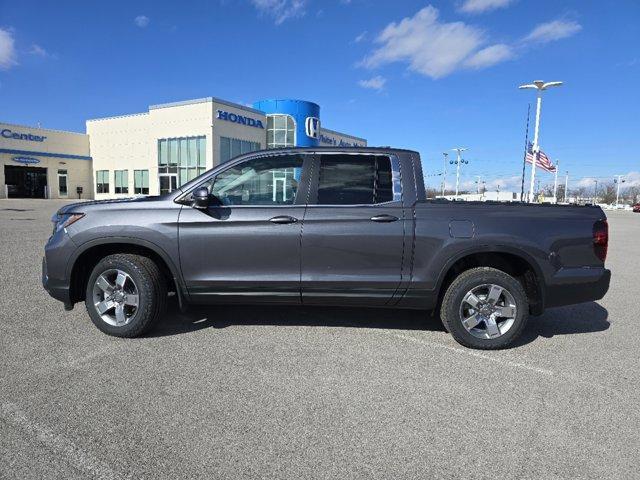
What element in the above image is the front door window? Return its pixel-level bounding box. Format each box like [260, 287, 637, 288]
[208, 155, 303, 206]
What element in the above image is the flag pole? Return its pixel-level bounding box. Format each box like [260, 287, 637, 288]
[520, 103, 531, 202]
[553, 159, 559, 203]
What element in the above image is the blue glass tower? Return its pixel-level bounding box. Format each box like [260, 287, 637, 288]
[253, 99, 321, 147]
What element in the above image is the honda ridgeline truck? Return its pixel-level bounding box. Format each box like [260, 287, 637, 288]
[43, 147, 611, 349]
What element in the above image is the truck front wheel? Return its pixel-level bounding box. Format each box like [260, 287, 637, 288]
[85, 254, 167, 337]
[440, 267, 529, 349]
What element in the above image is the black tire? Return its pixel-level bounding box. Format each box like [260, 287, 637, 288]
[85, 254, 167, 337]
[440, 267, 528, 349]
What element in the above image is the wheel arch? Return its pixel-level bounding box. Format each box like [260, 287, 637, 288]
[67, 237, 186, 305]
[435, 246, 546, 315]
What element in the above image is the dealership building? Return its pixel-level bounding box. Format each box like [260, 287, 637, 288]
[0, 98, 366, 200]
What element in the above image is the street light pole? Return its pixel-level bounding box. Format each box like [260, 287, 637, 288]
[441, 152, 449, 196]
[519, 80, 563, 203]
[564, 171, 569, 203]
[451, 148, 467, 197]
[594, 180, 598, 204]
[614, 174, 625, 208]
[475, 176, 482, 194]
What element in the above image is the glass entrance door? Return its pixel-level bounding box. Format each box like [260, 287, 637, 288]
[58, 169, 68, 197]
[159, 174, 177, 195]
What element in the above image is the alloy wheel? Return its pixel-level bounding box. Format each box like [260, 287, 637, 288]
[459, 284, 517, 339]
[92, 269, 139, 326]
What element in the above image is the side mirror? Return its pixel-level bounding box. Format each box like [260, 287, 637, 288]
[192, 187, 210, 209]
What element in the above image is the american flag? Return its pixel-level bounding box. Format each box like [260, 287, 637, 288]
[525, 142, 556, 173]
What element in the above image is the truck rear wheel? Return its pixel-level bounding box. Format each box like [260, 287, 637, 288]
[440, 267, 528, 349]
[85, 254, 167, 337]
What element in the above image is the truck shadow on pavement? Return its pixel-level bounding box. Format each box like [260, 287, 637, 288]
[150, 298, 609, 347]
[512, 301, 609, 347]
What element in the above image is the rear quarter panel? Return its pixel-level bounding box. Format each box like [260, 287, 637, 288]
[405, 202, 606, 306]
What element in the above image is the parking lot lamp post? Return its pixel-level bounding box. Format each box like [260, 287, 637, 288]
[594, 179, 598, 204]
[441, 152, 449, 196]
[614, 175, 625, 208]
[518, 80, 563, 202]
[564, 171, 569, 202]
[451, 148, 467, 197]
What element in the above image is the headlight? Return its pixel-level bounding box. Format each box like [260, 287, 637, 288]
[52, 212, 85, 234]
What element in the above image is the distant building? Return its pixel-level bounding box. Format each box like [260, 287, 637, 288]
[0, 122, 92, 199]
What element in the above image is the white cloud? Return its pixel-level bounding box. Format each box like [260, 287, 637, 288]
[0, 28, 17, 70]
[459, 0, 514, 14]
[28, 44, 58, 60]
[29, 44, 47, 56]
[354, 31, 367, 43]
[358, 75, 386, 91]
[523, 20, 581, 44]
[453, 175, 522, 193]
[464, 43, 513, 68]
[360, 6, 511, 79]
[575, 172, 640, 189]
[359, 6, 583, 80]
[251, 0, 307, 24]
[134, 15, 150, 28]
[624, 172, 640, 187]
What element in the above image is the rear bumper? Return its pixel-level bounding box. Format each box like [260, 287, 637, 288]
[544, 267, 611, 309]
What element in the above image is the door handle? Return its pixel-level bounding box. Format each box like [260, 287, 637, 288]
[370, 214, 399, 223]
[269, 215, 298, 224]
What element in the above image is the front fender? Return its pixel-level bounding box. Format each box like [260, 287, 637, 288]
[66, 236, 189, 301]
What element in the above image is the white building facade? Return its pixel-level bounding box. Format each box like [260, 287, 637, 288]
[1, 97, 365, 200]
[87, 97, 366, 199]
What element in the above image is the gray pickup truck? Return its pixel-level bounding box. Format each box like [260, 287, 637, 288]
[43, 147, 610, 349]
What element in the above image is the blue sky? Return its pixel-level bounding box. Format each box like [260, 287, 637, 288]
[1, 0, 639, 192]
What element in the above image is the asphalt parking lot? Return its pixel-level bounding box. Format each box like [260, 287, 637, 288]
[1, 199, 639, 479]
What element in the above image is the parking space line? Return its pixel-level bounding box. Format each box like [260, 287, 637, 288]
[382, 331, 624, 395]
[382, 331, 555, 375]
[0, 402, 126, 480]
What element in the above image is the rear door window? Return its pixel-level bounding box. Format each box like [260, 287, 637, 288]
[316, 154, 394, 205]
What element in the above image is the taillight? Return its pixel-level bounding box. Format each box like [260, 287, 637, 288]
[593, 219, 608, 263]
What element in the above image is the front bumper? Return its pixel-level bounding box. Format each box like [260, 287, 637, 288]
[42, 256, 72, 305]
[42, 229, 77, 307]
[544, 267, 611, 309]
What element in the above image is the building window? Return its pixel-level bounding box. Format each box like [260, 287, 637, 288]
[158, 136, 206, 188]
[266, 114, 295, 148]
[96, 170, 109, 194]
[114, 170, 129, 194]
[134, 170, 149, 194]
[220, 137, 261, 164]
[57, 169, 68, 197]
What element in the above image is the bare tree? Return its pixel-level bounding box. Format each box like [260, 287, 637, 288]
[600, 183, 616, 204]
